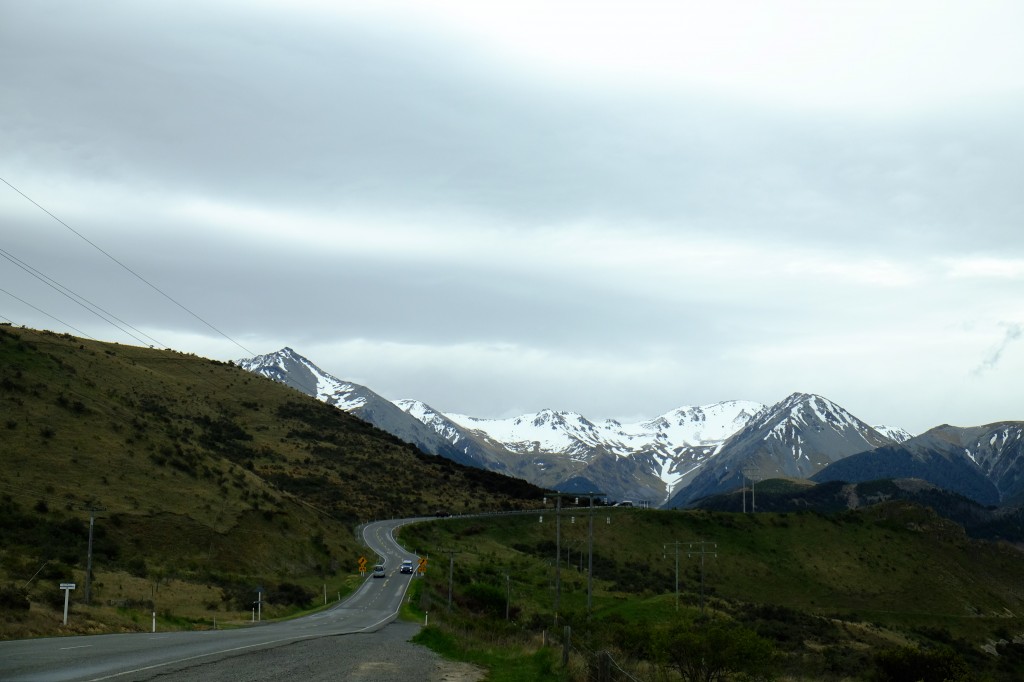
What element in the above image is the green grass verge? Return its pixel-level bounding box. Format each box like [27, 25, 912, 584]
[412, 626, 563, 682]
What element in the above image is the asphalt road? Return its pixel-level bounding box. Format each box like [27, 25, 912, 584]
[0, 518, 434, 682]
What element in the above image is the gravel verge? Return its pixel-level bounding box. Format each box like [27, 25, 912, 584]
[134, 621, 485, 682]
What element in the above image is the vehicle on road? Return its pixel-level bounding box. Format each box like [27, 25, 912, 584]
[400, 560, 414, 574]
[372, 564, 386, 578]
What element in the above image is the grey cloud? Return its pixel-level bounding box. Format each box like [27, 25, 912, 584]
[4, 3, 1023, 256]
[3, 2, 1023, 436]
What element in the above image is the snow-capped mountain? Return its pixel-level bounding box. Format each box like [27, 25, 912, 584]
[452, 401, 765, 497]
[239, 349, 924, 507]
[239, 347, 369, 410]
[239, 348, 770, 503]
[237, 348, 481, 466]
[667, 392, 900, 508]
[426, 401, 764, 500]
[873, 425, 914, 444]
[443, 402, 763, 459]
[814, 422, 1024, 506]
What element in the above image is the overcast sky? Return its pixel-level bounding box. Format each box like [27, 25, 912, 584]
[3, 1, 1023, 434]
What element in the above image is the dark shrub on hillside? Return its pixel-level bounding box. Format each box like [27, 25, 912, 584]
[873, 645, 972, 682]
[124, 556, 148, 578]
[738, 602, 840, 645]
[270, 582, 314, 608]
[461, 582, 504, 618]
[0, 584, 30, 611]
[657, 620, 777, 682]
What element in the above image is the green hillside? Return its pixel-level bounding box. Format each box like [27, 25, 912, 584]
[0, 325, 544, 638]
[402, 506, 1024, 680]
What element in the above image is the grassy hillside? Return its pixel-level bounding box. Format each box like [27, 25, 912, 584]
[402, 505, 1024, 680]
[695, 477, 1024, 545]
[0, 325, 544, 637]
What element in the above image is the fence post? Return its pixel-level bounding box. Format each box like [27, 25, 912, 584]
[597, 651, 612, 682]
[562, 625, 571, 667]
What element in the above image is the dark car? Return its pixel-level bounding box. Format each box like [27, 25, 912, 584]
[400, 560, 414, 574]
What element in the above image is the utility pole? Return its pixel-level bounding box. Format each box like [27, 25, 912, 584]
[743, 468, 759, 513]
[439, 548, 458, 611]
[82, 505, 105, 605]
[543, 494, 564, 625]
[688, 541, 718, 614]
[663, 541, 684, 610]
[587, 493, 596, 615]
[544, 492, 605, 622]
[555, 496, 561, 622]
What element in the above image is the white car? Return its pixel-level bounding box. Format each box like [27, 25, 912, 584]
[372, 564, 386, 578]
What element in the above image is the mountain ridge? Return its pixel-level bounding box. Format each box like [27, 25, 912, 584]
[665, 392, 901, 508]
[239, 349, 926, 506]
[813, 421, 1024, 506]
[237, 348, 487, 468]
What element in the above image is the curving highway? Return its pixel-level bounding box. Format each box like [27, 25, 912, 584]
[0, 518, 426, 682]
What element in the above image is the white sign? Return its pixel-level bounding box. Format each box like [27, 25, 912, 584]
[60, 583, 76, 625]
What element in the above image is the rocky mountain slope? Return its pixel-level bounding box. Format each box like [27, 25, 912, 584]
[240, 348, 774, 503]
[237, 348, 487, 467]
[813, 422, 1024, 506]
[240, 349, 923, 506]
[399, 399, 764, 503]
[666, 393, 901, 508]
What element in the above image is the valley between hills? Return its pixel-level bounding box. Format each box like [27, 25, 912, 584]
[4, 324, 1024, 681]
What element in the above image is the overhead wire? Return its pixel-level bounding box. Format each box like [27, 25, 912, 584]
[0, 176, 257, 357]
[0, 286, 96, 339]
[0, 180, 349, 529]
[0, 187, 258, 396]
[0, 246, 164, 348]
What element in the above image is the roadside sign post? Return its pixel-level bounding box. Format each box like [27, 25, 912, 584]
[358, 556, 367, 576]
[59, 583, 75, 625]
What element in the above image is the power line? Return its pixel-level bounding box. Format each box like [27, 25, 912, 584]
[0, 247, 164, 348]
[0, 286, 96, 339]
[1, 176, 257, 357]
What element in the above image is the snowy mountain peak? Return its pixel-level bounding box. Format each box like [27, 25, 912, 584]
[239, 348, 921, 509]
[746, 392, 875, 443]
[873, 425, 914, 443]
[667, 393, 904, 508]
[238, 347, 367, 410]
[652, 400, 765, 444]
